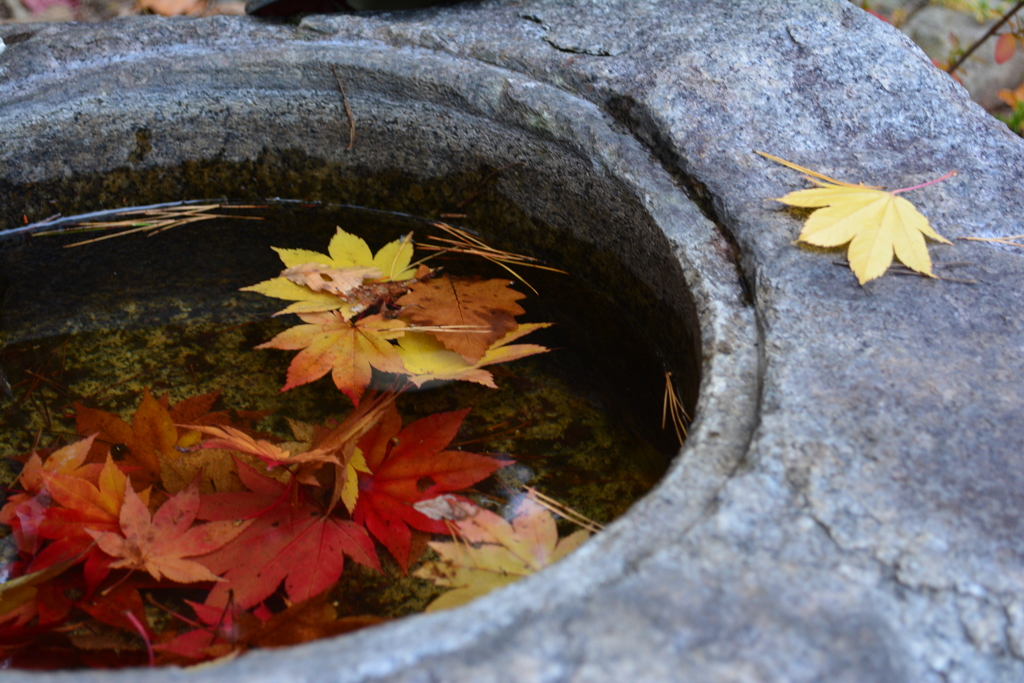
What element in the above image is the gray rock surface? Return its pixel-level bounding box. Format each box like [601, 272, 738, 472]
[2, 1, 1024, 682]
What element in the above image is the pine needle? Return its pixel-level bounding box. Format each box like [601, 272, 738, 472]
[661, 371, 690, 444]
[415, 222, 568, 295]
[960, 235, 1024, 248]
[524, 487, 603, 534]
[754, 150, 883, 189]
[32, 204, 265, 248]
[403, 325, 492, 334]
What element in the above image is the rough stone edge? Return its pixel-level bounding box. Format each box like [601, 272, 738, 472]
[0, 25, 760, 682]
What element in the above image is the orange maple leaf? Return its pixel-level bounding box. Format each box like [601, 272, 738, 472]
[87, 478, 251, 583]
[13, 435, 101, 499]
[74, 388, 177, 488]
[256, 311, 406, 404]
[396, 275, 525, 363]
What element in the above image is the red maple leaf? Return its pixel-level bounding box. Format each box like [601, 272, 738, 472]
[87, 477, 251, 584]
[155, 592, 384, 662]
[0, 435, 101, 559]
[352, 404, 509, 572]
[196, 460, 380, 610]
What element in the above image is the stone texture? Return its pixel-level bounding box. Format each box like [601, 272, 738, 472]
[1, 1, 1024, 681]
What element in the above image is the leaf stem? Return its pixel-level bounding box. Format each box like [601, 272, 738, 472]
[123, 610, 155, 666]
[754, 150, 881, 189]
[890, 171, 957, 195]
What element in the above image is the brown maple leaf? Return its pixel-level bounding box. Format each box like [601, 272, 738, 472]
[74, 388, 178, 488]
[281, 264, 382, 297]
[87, 478, 251, 583]
[396, 275, 525, 363]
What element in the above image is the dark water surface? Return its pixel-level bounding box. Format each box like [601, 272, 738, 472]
[0, 202, 683, 667]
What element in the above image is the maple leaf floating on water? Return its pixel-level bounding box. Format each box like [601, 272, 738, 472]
[757, 151, 955, 284]
[242, 228, 417, 316]
[256, 311, 406, 404]
[0, 436, 125, 591]
[183, 423, 338, 469]
[197, 460, 380, 610]
[74, 388, 177, 488]
[352, 403, 510, 572]
[396, 323, 551, 389]
[396, 274, 526, 363]
[87, 478, 251, 584]
[413, 495, 591, 611]
[245, 226, 552, 399]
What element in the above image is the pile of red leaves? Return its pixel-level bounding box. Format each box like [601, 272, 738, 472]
[0, 389, 509, 667]
[0, 225, 559, 668]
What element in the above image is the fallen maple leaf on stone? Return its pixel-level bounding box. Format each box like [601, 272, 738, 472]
[87, 478, 251, 583]
[352, 404, 509, 571]
[414, 496, 590, 611]
[758, 151, 954, 284]
[396, 323, 551, 389]
[242, 228, 416, 316]
[996, 33, 1019, 64]
[197, 460, 380, 609]
[397, 275, 526, 363]
[256, 311, 406, 404]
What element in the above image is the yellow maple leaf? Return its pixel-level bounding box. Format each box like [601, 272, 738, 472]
[396, 323, 551, 389]
[413, 495, 589, 612]
[241, 228, 416, 316]
[758, 151, 954, 284]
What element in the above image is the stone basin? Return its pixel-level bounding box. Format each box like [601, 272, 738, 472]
[1, 1, 1024, 681]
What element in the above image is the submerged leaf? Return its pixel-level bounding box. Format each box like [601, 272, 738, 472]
[74, 388, 177, 488]
[414, 496, 590, 611]
[0, 555, 81, 618]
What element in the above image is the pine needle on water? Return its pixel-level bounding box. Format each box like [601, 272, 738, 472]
[32, 204, 265, 248]
[413, 222, 568, 295]
[662, 371, 690, 445]
[524, 487, 603, 534]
